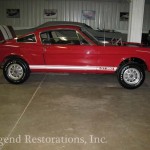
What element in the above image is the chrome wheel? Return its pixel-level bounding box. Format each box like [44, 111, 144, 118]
[118, 63, 145, 89]
[7, 63, 24, 80]
[3, 59, 30, 84]
[123, 68, 141, 85]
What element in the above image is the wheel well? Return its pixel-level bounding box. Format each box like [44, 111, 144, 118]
[2, 55, 29, 68]
[119, 57, 147, 71]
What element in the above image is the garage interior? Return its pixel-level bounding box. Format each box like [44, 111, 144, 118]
[0, 0, 150, 150]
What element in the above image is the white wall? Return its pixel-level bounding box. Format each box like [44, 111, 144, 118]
[0, 0, 149, 33]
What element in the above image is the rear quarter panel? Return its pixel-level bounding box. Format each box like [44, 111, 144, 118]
[0, 41, 21, 63]
[0, 40, 45, 66]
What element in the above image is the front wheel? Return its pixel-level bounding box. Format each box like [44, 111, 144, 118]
[3, 59, 30, 84]
[117, 63, 145, 89]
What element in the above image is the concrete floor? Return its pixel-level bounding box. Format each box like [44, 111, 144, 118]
[0, 70, 150, 150]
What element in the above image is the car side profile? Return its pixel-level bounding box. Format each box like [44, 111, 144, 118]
[0, 23, 150, 89]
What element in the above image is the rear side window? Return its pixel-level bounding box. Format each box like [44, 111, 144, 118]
[17, 34, 36, 43]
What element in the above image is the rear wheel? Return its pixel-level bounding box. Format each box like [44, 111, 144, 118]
[117, 63, 145, 89]
[3, 59, 30, 84]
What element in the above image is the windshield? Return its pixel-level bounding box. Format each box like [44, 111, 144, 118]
[81, 27, 100, 45]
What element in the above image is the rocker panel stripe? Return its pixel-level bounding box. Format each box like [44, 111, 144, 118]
[29, 65, 117, 71]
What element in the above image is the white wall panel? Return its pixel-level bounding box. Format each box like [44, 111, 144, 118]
[0, 0, 149, 32]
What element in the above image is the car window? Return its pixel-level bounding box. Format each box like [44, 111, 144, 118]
[41, 30, 81, 45]
[17, 34, 36, 43]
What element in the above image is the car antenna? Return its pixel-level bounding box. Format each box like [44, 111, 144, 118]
[103, 18, 106, 46]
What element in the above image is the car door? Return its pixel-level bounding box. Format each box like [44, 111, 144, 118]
[40, 29, 98, 72]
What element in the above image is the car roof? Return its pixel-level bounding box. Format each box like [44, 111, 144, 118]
[15, 21, 88, 36]
[37, 21, 85, 29]
[36, 24, 82, 33]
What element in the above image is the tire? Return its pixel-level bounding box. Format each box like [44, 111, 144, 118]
[117, 63, 145, 89]
[3, 58, 30, 84]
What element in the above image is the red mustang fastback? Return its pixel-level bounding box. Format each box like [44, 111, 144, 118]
[0, 22, 150, 89]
